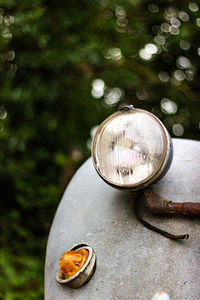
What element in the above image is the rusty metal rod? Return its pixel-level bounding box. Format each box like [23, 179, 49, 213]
[134, 192, 189, 241]
[144, 187, 200, 216]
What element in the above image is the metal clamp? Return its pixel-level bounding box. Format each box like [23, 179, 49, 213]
[119, 104, 134, 111]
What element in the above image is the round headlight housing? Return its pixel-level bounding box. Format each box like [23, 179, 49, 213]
[92, 106, 173, 191]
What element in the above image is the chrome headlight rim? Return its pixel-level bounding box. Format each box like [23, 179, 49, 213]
[92, 107, 173, 191]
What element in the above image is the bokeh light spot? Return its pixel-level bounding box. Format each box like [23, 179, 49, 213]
[154, 35, 165, 45]
[115, 6, 126, 17]
[179, 40, 190, 50]
[5, 50, 15, 61]
[196, 18, 200, 26]
[170, 17, 181, 28]
[169, 26, 180, 35]
[4, 15, 14, 25]
[91, 89, 103, 98]
[105, 87, 122, 105]
[158, 71, 169, 82]
[161, 98, 177, 114]
[164, 7, 176, 21]
[106, 47, 122, 61]
[145, 43, 158, 54]
[71, 148, 83, 161]
[148, 4, 159, 13]
[116, 17, 128, 27]
[176, 56, 191, 69]
[139, 48, 152, 60]
[2, 32, 12, 39]
[189, 2, 199, 12]
[92, 79, 105, 90]
[179, 11, 190, 22]
[136, 88, 148, 100]
[0, 106, 7, 119]
[185, 70, 195, 81]
[91, 79, 105, 99]
[161, 23, 170, 33]
[174, 69, 185, 81]
[173, 123, 184, 136]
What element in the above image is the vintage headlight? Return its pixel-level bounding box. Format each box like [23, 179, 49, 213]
[92, 105, 173, 191]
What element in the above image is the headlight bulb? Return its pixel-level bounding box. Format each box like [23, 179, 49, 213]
[92, 105, 173, 191]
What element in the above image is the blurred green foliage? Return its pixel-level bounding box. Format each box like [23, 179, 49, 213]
[0, 0, 200, 299]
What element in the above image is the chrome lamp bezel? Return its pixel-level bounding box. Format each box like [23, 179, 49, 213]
[91, 106, 173, 191]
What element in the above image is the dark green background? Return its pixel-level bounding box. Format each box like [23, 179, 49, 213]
[0, 0, 200, 299]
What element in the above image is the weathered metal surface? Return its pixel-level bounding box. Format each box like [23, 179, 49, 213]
[45, 139, 200, 300]
[168, 201, 200, 216]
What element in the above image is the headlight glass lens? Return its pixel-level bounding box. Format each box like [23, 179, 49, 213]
[92, 110, 166, 188]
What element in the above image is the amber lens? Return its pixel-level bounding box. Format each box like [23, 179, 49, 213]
[59, 249, 89, 279]
[92, 110, 165, 187]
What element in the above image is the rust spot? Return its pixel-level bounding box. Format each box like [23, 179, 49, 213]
[144, 187, 167, 214]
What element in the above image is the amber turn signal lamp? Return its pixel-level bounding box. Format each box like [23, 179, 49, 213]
[59, 249, 89, 279]
[56, 244, 96, 288]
